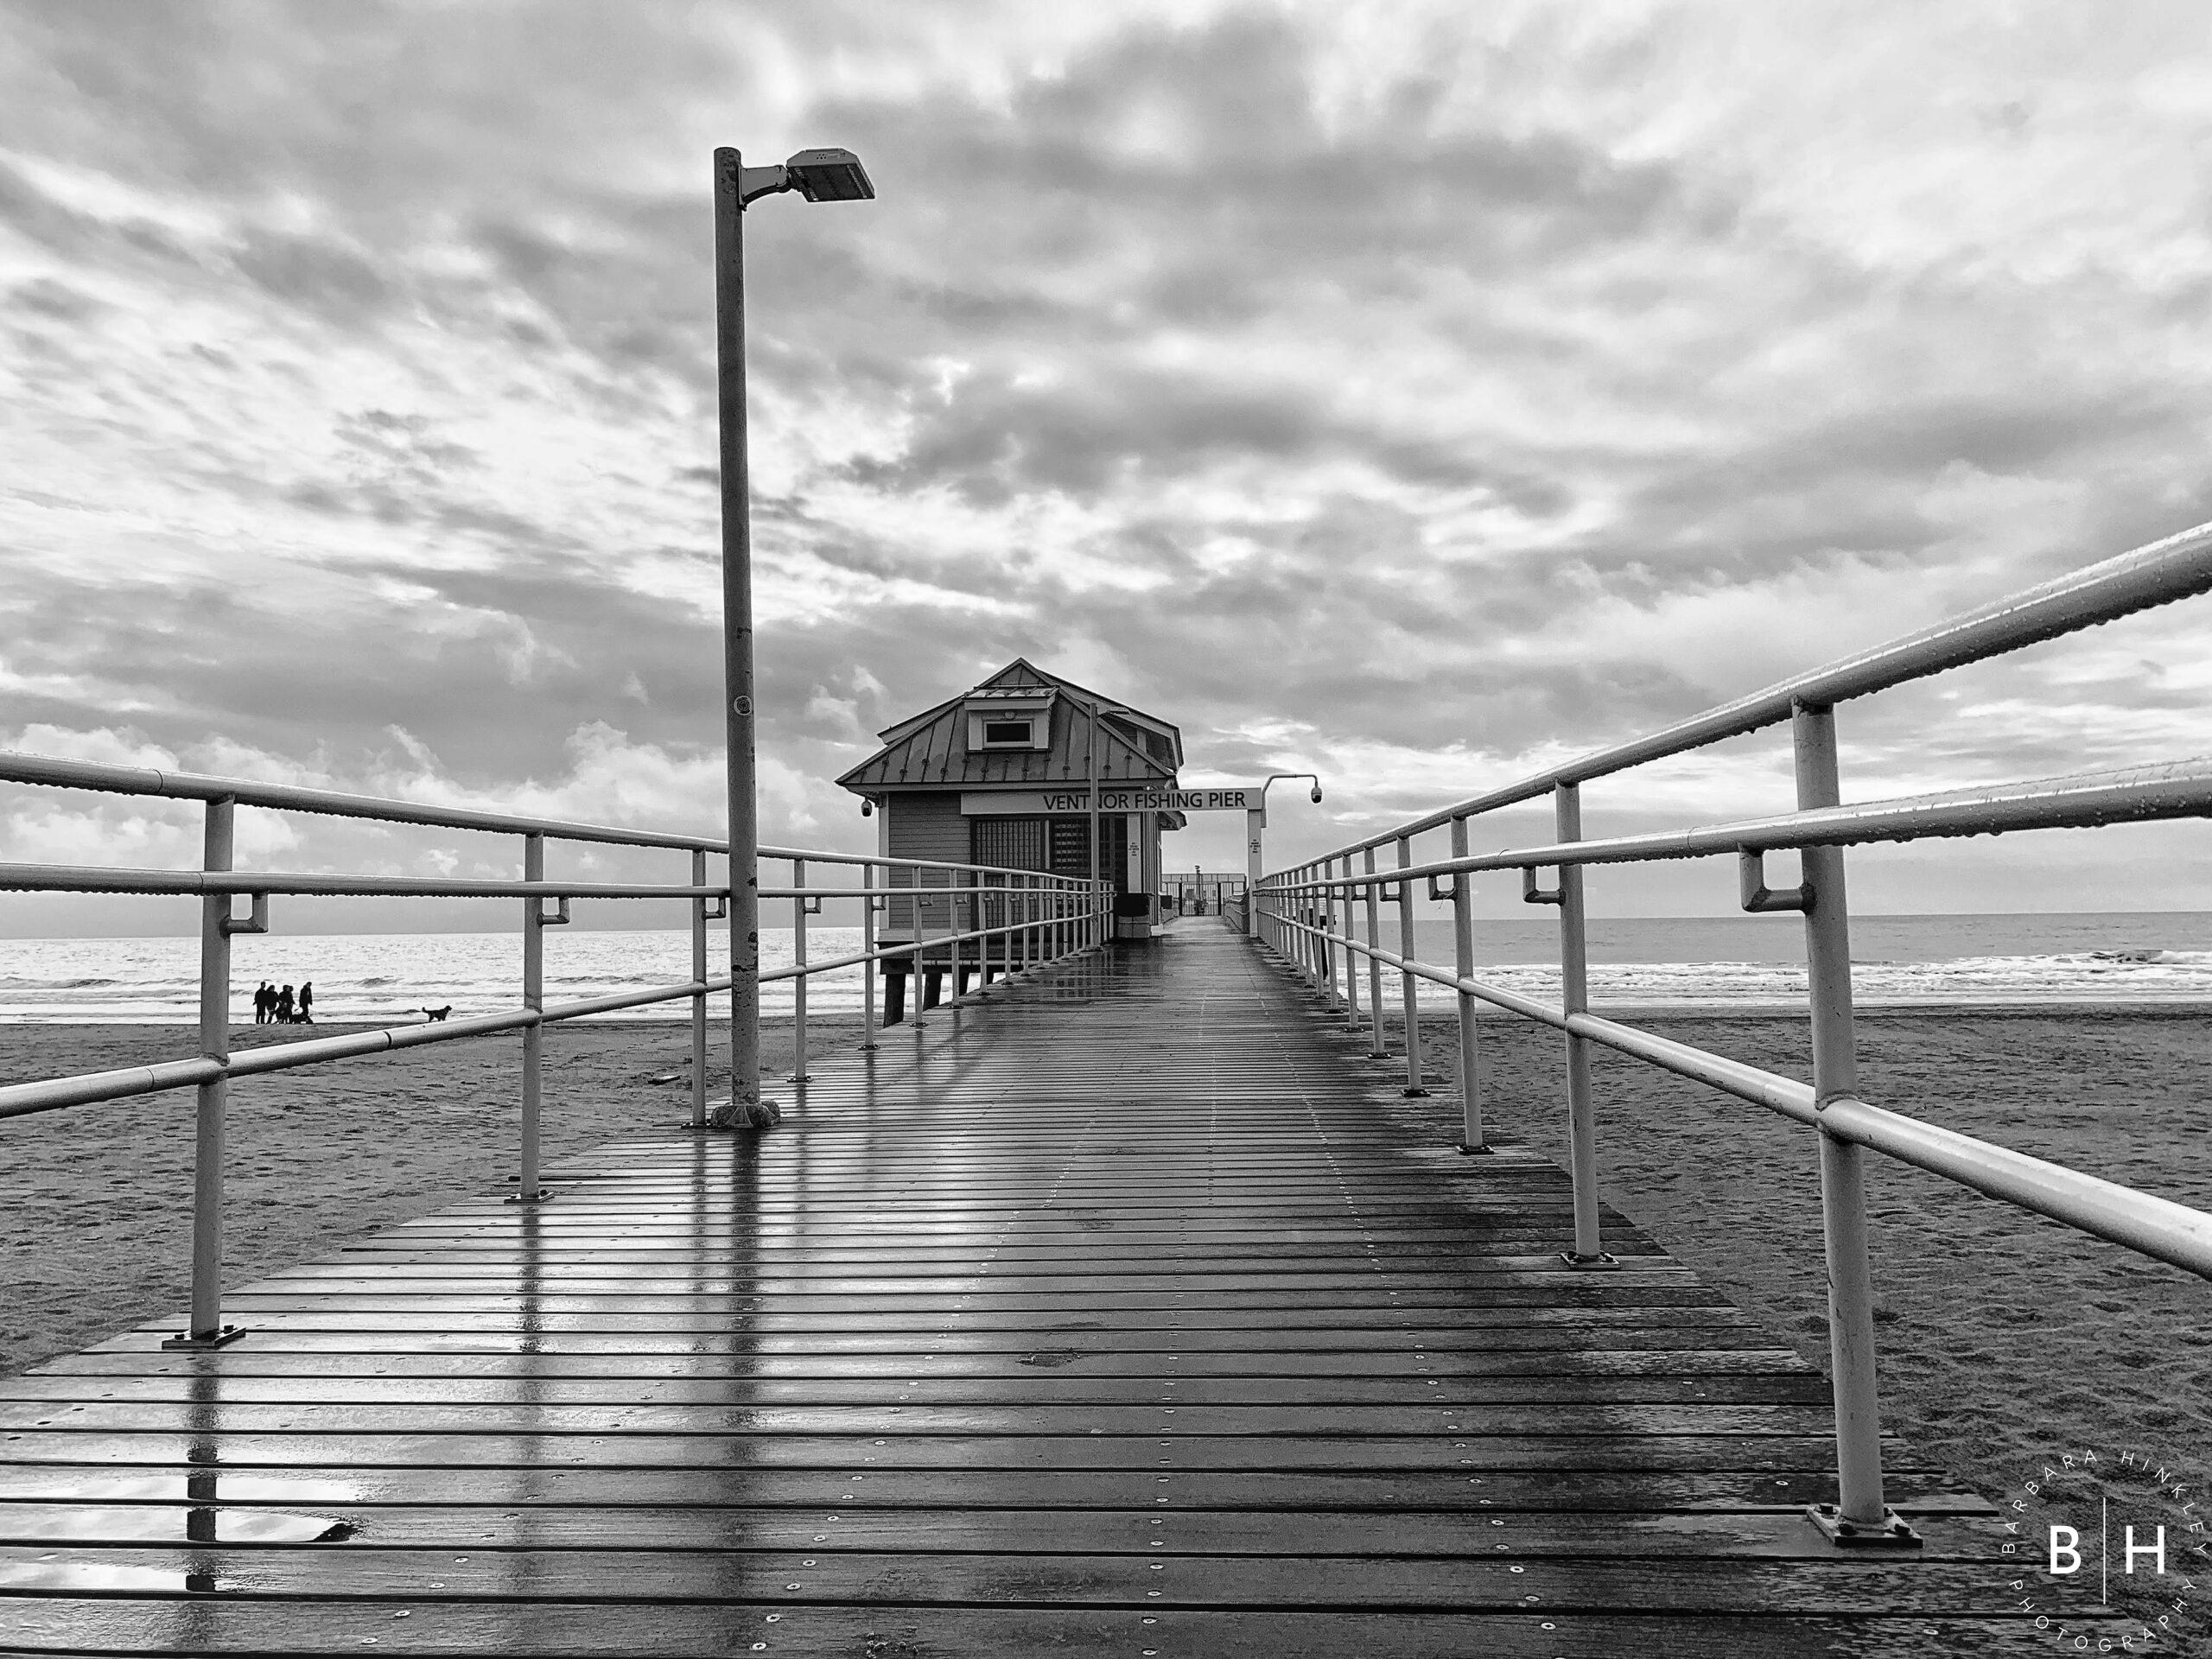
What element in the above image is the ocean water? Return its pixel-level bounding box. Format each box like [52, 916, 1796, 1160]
[1381, 912, 2212, 1008]
[0, 928, 870, 1025]
[0, 914, 2209, 1024]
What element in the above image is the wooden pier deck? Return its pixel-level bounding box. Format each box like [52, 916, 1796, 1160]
[0, 922, 2080, 1654]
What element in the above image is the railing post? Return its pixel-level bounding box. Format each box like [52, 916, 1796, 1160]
[1334, 861, 1355, 1024]
[1554, 784, 1608, 1264]
[516, 831, 548, 1204]
[909, 873, 931, 1029]
[1362, 848, 1387, 1058]
[1300, 871, 1318, 1000]
[1395, 834, 1425, 1096]
[1300, 871, 1314, 989]
[791, 858, 809, 1081]
[1306, 871, 1317, 982]
[861, 861, 879, 1051]
[968, 874, 982, 992]
[977, 873, 990, 989]
[168, 797, 241, 1349]
[953, 874, 968, 997]
[690, 848, 709, 1128]
[1796, 702, 1915, 1548]
[1450, 815, 1487, 1154]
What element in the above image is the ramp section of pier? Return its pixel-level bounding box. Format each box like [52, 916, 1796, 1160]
[0, 923, 2064, 1653]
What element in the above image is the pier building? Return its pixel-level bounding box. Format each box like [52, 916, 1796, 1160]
[836, 659, 1185, 1016]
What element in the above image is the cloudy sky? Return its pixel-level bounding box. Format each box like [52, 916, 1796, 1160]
[3, 0, 2211, 934]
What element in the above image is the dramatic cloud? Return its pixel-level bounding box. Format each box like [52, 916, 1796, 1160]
[3, 0, 2211, 927]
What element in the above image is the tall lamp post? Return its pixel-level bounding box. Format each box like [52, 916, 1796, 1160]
[709, 144, 874, 1131]
[1247, 772, 1323, 935]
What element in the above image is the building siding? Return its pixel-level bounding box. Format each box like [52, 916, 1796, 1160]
[885, 791, 966, 934]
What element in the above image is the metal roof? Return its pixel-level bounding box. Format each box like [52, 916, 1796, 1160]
[836, 660, 1180, 792]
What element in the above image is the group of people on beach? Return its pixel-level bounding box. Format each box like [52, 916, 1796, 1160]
[252, 981, 313, 1024]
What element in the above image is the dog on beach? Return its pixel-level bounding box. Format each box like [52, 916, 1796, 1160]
[421, 1005, 453, 1022]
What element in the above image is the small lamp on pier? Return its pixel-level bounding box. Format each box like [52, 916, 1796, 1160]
[1245, 773, 1324, 936]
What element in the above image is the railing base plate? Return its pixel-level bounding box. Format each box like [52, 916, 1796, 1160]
[703, 1099, 784, 1131]
[1804, 1504, 1922, 1549]
[1402, 1087, 1430, 1097]
[1559, 1251, 1620, 1270]
[503, 1189, 556, 1206]
[162, 1325, 247, 1351]
[1455, 1141, 1494, 1156]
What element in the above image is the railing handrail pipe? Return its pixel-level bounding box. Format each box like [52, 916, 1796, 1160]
[1310, 516, 2212, 861]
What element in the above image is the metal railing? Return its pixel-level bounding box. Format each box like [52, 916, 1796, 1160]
[1253, 516, 2212, 1548]
[0, 753, 1109, 1348]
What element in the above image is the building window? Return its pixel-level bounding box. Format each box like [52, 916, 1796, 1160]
[1048, 815, 1128, 889]
[973, 817, 1047, 871]
[964, 697, 1053, 752]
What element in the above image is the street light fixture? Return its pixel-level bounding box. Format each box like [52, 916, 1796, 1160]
[1262, 772, 1325, 808]
[709, 143, 874, 1132]
[1244, 773, 1325, 935]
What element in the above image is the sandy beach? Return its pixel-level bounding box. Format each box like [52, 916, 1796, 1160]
[4, 995, 2208, 1627]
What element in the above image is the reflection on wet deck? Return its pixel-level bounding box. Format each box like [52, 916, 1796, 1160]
[0, 923, 2074, 1653]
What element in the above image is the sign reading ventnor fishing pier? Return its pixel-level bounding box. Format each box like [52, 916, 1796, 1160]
[961, 786, 1263, 816]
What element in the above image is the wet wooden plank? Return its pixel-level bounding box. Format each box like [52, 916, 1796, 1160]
[25, 1344, 1822, 1382]
[0, 1429, 1880, 1470]
[0, 1374, 1834, 1408]
[82, 1301, 1768, 1338]
[0, 1464, 1997, 1514]
[0, 1400, 1847, 1437]
[0, 1502, 2001, 1560]
[0, 1543, 2036, 1613]
[0, 1599, 2082, 1657]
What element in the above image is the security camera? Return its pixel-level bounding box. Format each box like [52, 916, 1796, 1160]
[861, 798, 874, 817]
[1309, 785, 1323, 804]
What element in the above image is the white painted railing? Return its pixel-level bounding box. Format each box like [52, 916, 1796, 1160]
[0, 757, 1109, 1347]
[1254, 516, 2212, 1548]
